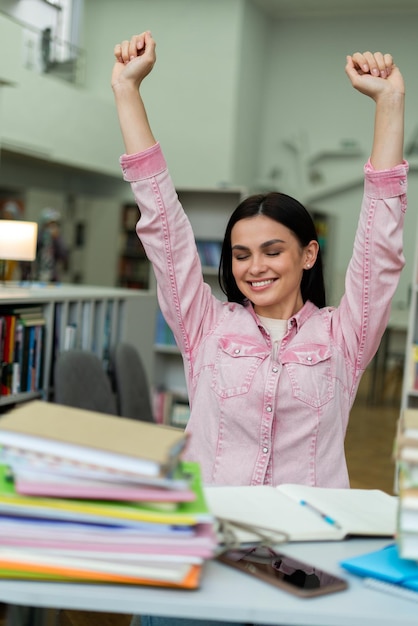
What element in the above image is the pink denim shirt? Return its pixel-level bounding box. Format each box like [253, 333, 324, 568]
[120, 143, 408, 488]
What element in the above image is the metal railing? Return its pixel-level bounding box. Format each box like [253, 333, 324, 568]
[0, 11, 85, 86]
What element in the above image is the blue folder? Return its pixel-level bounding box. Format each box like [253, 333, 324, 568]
[340, 543, 418, 591]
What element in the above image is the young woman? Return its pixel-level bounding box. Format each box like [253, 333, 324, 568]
[112, 32, 407, 491]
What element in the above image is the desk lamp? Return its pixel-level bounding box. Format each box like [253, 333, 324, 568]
[0, 220, 38, 283]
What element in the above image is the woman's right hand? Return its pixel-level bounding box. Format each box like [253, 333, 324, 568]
[111, 31, 156, 91]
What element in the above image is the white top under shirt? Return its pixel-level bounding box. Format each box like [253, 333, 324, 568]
[257, 315, 288, 343]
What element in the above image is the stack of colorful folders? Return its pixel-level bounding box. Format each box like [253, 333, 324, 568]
[394, 407, 418, 562]
[0, 400, 217, 589]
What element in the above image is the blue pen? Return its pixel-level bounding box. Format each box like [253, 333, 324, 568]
[299, 499, 342, 529]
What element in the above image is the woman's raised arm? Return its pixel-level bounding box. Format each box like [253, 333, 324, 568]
[111, 31, 157, 155]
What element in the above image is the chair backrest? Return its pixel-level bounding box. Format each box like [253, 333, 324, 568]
[110, 342, 154, 422]
[54, 349, 118, 415]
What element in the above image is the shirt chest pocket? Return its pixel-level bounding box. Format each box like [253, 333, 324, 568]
[282, 343, 334, 408]
[211, 337, 269, 398]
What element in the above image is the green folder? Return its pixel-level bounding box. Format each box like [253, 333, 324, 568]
[0, 461, 212, 527]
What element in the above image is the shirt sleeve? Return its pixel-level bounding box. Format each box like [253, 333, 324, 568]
[333, 159, 409, 373]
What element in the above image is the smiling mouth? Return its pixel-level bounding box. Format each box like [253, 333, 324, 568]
[250, 279, 275, 287]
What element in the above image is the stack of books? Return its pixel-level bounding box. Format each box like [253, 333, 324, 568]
[0, 400, 217, 588]
[394, 407, 418, 562]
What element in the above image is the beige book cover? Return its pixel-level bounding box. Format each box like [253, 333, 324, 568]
[0, 400, 188, 478]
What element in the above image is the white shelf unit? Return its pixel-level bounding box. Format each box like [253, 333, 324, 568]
[400, 159, 418, 409]
[153, 187, 246, 419]
[0, 283, 157, 410]
[401, 203, 418, 410]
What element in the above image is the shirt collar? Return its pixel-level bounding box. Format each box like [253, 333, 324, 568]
[245, 299, 319, 332]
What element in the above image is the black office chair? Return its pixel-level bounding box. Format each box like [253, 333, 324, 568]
[53, 349, 118, 415]
[110, 342, 154, 422]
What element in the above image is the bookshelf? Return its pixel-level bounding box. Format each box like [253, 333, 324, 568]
[117, 203, 150, 290]
[152, 186, 246, 426]
[402, 313, 418, 409]
[402, 214, 418, 410]
[0, 283, 157, 410]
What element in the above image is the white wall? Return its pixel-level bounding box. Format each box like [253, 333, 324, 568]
[259, 14, 418, 185]
[0, 13, 123, 176]
[83, 0, 248, 188]
[232, 0, 270, 187]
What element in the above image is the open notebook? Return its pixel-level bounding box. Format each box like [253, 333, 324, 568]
[205, 483, 398, 546]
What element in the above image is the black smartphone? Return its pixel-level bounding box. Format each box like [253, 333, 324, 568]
[217, 547, 348, 598]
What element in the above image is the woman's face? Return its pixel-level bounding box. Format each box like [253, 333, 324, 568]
[231, 214, 316, 319]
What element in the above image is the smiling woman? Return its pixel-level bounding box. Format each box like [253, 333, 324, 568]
[111, 31, 407, 501]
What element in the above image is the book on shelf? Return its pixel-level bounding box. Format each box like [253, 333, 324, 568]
[407, 343, 418, 391]
[9, 306, 45, 321]
[0, 313, 16, 396]
[398, 460, 418, 490]
[170, 398, 191, 428]
[0, 317, 4, 393]
[153, 387, 173, 425]
[195, 240, 222, 268]
[153, 388, 189, 427]
[398, 492, 418, 543]
[393, 407, 418, 560]
[20, 319, 45, 393]
[35, 324, 45, 390]
[122, 203, 140, 231]
[121, 231, 147, 256]
[204, 483, 397, 545]
[399, 408, 418, 435]
[397, 529, 418, 561]
[395, 408, 418, 463]
[154, 309, 177, 347]
[63, 323, 77, 350]
[11, 319, 23, 395]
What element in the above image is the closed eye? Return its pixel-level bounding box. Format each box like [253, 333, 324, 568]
[234, 254, 250, 261]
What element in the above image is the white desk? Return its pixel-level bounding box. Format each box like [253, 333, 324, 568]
[0, 539, 417, 626]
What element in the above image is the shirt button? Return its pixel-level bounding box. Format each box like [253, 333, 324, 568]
[263, 447, 269, 453]
[266, 405, 272, 413]
[306, 356, 312, 362]
[234, 349, 240, 354]
[272, 367, 278, 373]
